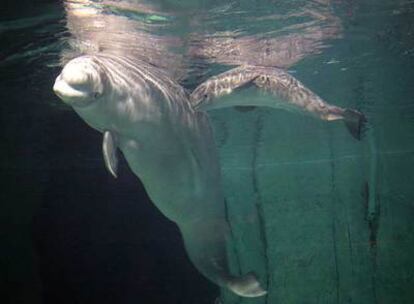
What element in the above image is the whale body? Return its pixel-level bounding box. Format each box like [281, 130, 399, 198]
[53, 53, 267, 298]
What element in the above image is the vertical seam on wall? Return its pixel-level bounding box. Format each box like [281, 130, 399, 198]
[251, 111, 270, 303]
[328, 126, 340, 304]
[367, 126, 380, 304]
[223, 198, 243, 304]
[223, 198, 243, 276]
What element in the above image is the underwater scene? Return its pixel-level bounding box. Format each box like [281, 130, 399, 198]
[1, 0, 414, 303]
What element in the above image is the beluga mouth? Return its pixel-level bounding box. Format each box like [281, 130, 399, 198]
[53, 56, 104, 108]
[53, 75, 91, 101]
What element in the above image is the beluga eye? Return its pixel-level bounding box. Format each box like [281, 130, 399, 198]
[53, 56, 104, 108]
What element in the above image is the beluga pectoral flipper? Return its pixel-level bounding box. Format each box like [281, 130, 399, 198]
[103, 130, 119, 178]
[190, 65, 366, 140]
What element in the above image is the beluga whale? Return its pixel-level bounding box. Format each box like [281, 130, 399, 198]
[188, 7, 366, 139]
[53, 0, 366, 298]
[54, 0, 267, 297]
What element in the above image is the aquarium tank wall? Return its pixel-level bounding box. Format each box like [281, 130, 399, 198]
[1, 0, 414, 303]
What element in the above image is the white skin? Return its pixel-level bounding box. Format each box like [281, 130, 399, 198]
[53, 54, 267, 297]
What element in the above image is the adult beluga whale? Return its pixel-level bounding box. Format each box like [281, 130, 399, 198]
[53, 0, 365, 298]
[54, 53, 267, 297]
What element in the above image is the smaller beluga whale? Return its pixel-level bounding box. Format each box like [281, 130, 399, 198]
[190, 65, 366, 140]
[53, 0, 365, 298]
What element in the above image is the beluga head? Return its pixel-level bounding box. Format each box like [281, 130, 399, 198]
[53, 56, 106, 108]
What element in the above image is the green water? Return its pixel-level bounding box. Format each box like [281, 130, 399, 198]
[1, 1, 414, 303]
